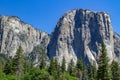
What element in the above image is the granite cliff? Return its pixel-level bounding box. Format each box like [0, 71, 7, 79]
[0, 9, 120, 66]
[48, 9, 116, 65]
[0, 16, 50, 57]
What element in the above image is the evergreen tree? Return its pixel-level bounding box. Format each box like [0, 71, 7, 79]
[12, 46, 24, 79]
[28, 68, 51, 80]
[37, 49, 47, 70]
[54, 59, 61, 79]
[68, 59, 75, 76]
[82, 64, 88, 80]
[54, 59, 59, 71]
[97, 43, 111, 80]
[48, 58, 61, 79]
[39, 57, 46, 69]
[76, 57, 88, 80]
[0, 54, 9, 71]
[77, 57, 84, 71]
[111, 60, 120, 80]
[3, 59, 13, 75]
[48, 58, 55, 75]
[24, 56, 33, 73]
[88, 63, 97, 80]
[61, 56, 66, 73]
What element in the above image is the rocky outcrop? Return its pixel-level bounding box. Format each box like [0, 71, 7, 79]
[0, 9, 120, 66]
[0, 16, 50, 57]
[114, 32, 120, 63]
[48, 9, 115, 65]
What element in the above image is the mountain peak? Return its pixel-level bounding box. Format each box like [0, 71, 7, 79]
[0, 9, 120, 66]
[48, 9, 116, 65]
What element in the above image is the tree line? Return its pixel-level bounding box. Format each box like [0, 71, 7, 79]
[0, 43, 120, 80]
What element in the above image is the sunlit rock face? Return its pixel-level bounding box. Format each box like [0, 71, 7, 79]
[48, 9, 115, 65]
[0, 9, 120, 66]
[114, 33, 120, 63]
[0, 16, 50, 57]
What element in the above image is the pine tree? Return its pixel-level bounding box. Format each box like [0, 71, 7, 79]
[76, 57, 88, 80]
[3, 59, 13, 75]
[37, 49, 46, 70]
[39, 57, 45, 69]
[97, 43, 111, 80]
[0, 54, 9, 71]
[54, 59, 59, 71]
[88, 64, 94, 80]
[54, 59, 60, 79]
[77, 57, 84, 71]
[111, 60, 120, 80]
[68, 59, 74, 75]
[12, 46, 24, 79]
[88, 63, 97, 80]
[61, 56, 66, 73]
[24, 56, 33, 73]
[48, 58, 55, 75]
[76, 57, 84, 79]
[48, 58, 60, 79]
[82, 64, 88, 80]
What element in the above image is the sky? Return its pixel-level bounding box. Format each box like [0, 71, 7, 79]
[0, 0, 120, 34]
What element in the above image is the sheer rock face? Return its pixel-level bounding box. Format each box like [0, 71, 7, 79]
[0, 9, 120, 66]
[48, 9, 115, 65]
[114, 33, 120, 63]
[0, 16, 50, 57]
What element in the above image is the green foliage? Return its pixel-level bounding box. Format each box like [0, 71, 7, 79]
[29, 68, 51, 80]
[24, 57, 33, 73]
[30, 47, 47, 69]
[76, 57, 88, 80]
[68, 59, 76, 76]
[111, 61, 120, 80]
[23, 72, 32, 80]
[88, 64, 97, 80]
[0, 69, 6, 80]
[48, 58, 61, 79]
[3, 46, 25, 79]
[2, 42, 120, 80]
[59, 72, 78, 80]
[37, 48, 47, 70]
[12, 46, 24, 79]
[0, 54, 9, 70]
[61, 56, 66, 73]
[77, 57, 84, 71]
[0, 70, 18, 80]
[35, 47, 46, 58]
[97, 43, 112, 80]
[48, 58, 55, 75]
[54, 59, 61, 79]
[3, 59, 13, 75]
[6, 75, 18, 80]
[82, 64, 88, 80]
[39, 58, 46, 69]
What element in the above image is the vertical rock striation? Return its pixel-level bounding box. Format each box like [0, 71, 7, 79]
[0, 9, 120, 66]
[0, 16, 50, 57]
[48, 9, 115, 65]
[114, 32, 120, 63]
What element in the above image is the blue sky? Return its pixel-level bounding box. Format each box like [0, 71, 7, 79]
[0, 0, 120, 34]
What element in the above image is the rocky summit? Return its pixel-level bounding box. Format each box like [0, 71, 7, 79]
[0, 9, 120, 66]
